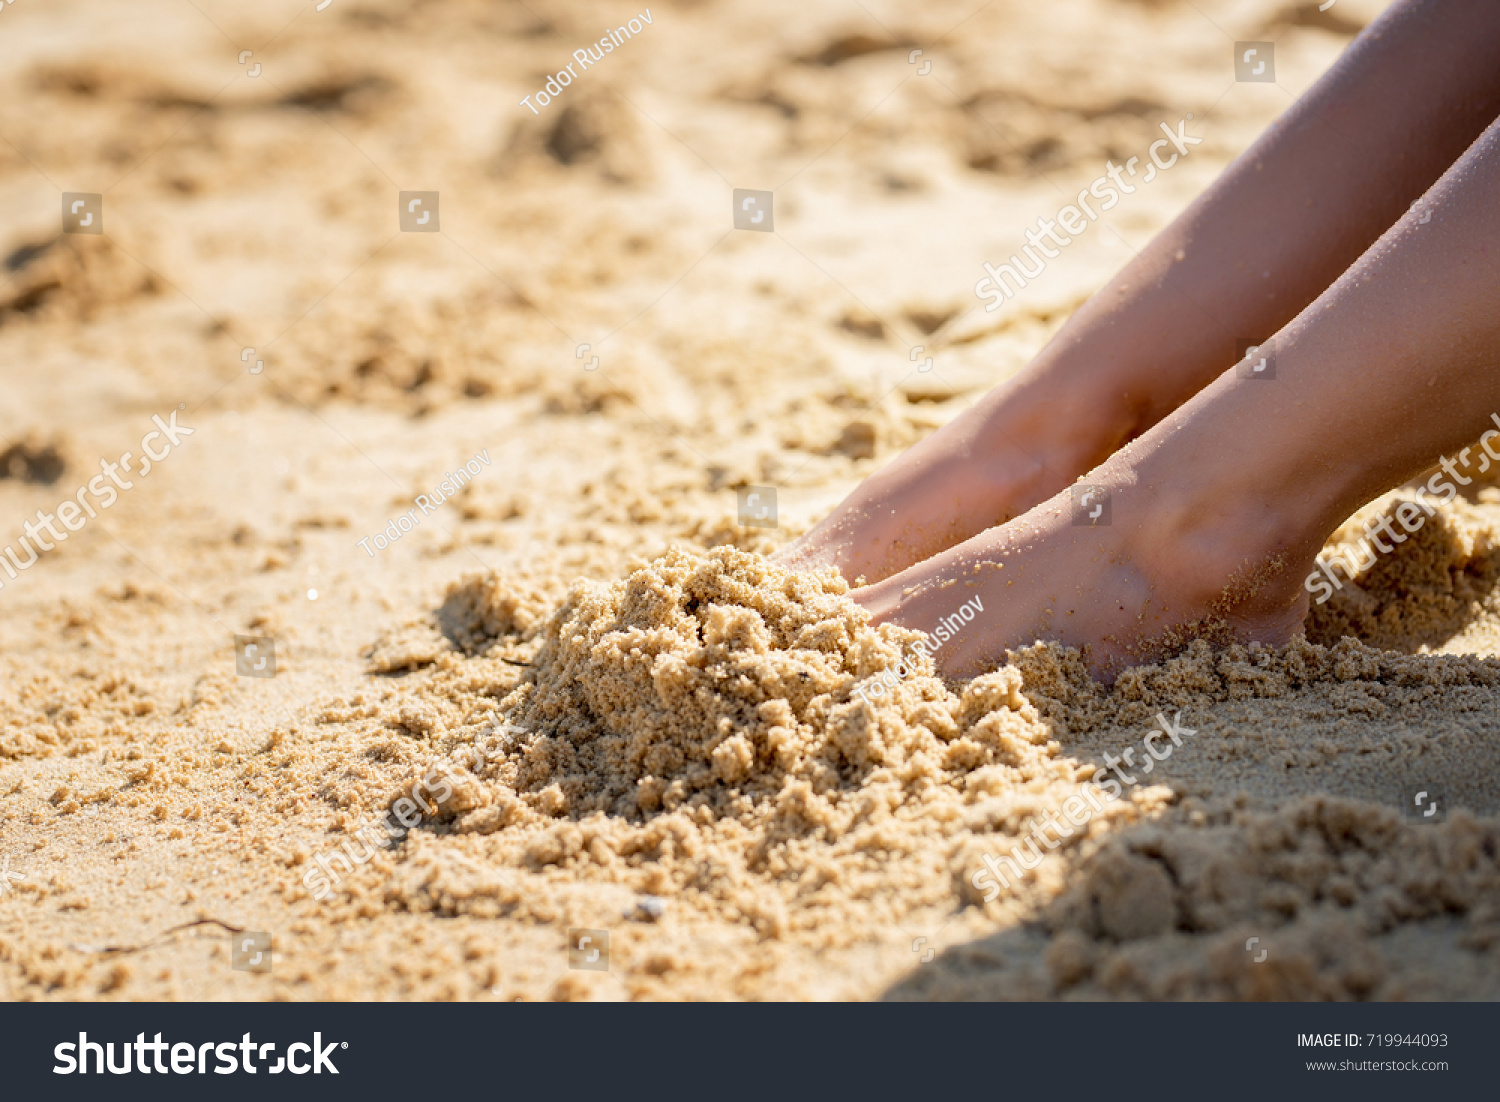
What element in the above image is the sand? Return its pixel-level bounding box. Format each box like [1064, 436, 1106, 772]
[6, 0, 1498, 1001]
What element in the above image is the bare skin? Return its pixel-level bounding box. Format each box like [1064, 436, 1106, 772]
[859, 112, 1500, 679]
[776, 0, 1500, 587]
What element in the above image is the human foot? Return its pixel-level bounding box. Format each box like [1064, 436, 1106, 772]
[852, 453, 1316, 682]
[844, 97, 1500, 673]
[774, 374, 1139, 585]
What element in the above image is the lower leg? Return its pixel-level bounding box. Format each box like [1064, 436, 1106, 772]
[779, 0, 1500, 584]
[857, 114, 1500, 679]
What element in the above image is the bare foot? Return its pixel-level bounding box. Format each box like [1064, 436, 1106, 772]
[774, 375, 1137, 585]
[836, 82, 1500, 674]
[853, 455, 1313, 681]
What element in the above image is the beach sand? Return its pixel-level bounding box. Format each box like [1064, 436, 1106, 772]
[6, 0, 1498, 1001]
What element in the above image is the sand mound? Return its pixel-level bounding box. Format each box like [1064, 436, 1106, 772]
[349, 539, 1500, 995]
[437, 571, 559, 653]
[373, 547, 1083, 944]
[499, 546, 942, 814]
[1307, 492, 1500, 653]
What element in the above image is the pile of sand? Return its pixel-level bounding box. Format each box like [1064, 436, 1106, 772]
[377, 547, 1082, 941]
[1307, 490, 1500, 654]
[346, 536, 1500, 996]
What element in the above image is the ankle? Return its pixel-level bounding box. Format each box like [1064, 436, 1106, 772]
[1104, 449, 1322, 619]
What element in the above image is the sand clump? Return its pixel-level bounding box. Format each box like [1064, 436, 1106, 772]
[499, 545, 951, 814]
[380, 546, 1087, 942]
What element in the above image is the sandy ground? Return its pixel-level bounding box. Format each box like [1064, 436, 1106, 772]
[5, 0, 1498, 1002]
